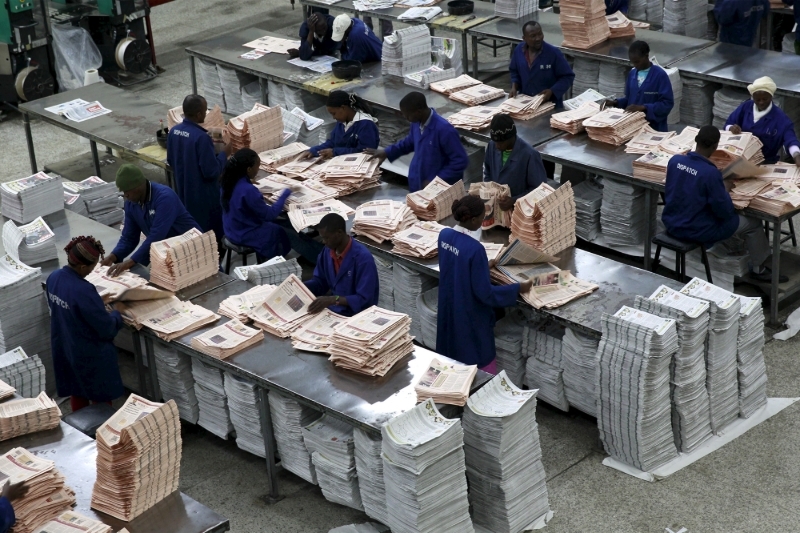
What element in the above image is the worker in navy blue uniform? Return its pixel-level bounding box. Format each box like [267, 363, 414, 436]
[102, 165, 201, 276]
[365, 92, 468, 192]
[288, 12, 340, 60]
[714, 0, 770, 46]
[301, 91, 379, 159]
[605, 0, 628, 14]
[47, 236, 125, 412]
[304, 213, 379, 316]
[662, 126, 783, 283]
[437, 195, 533, 374]
[609, 41, 674, 132]
[483, 114, 547, 211]
[220, 149, 292, 262]
[725, 76, 800, 166]
[330, 14, 382, 63]
[509, 21, 575, 109]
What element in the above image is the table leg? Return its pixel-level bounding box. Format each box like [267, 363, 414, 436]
[770, 220, 781, 325]
[472, 35, 478, 80]
[462, 32, 469, 76]
[165, 167, 174, 190]
[257, 387, 284, 503]
[131, 331, 148, 396]
[643, 188, 653, 270]
[260, 77, 268, 105]
[765, 12, 773, 51]
[145, 336, 163, 401]
[190, 56, 197, 95]
[90, 140, 102, 178]
[23, 112, 37, 173]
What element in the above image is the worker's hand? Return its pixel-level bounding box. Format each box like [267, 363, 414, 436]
[625, 104, 647, 113]
[364, 148, 387, 163]
[224, 141, 233, 157]
[729, 125, 743, 135]
[108, 259, 136, 277]
[288, 49, 300, 59]
[537, 89, 554, 102]
[100, 253, 117, 267]
[112, 302, 129, 313]
[794, 153, 800, 167]
[498, 195, 515, 211]
[308, 13, 320, 32]
[1, 480, 27, 502]
[509, 84, 518, 99]
[606, 98, 618, 108]
[318, 148, 334, 159]
[519, 280, 533, 293]
[308, 296, 336, 314]
[488, 259, 497, 269]
[298, 151, 314, 160]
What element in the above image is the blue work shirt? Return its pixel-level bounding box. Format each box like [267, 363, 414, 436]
[714, 0, 770, 46]
[662, 151, 739, 246]
[725, 101, 800, 164]
[436, 228, 520, 367]
[384, 109, 468, 192]
[0, 497, 13, 533]
[304, 238, 379, 317]
[605, 0, 629, 14]
[222, 177, 291, 260]
[483, 137, 547, 199]
[509, 41, 575, 108]
[340, 18, 382, 63]
[298, 14, 340, 60]
[309, 117, 379, 157]
[112, 182, 201, 266]
[46, 266, 124, 402]
[616, 65, 674, 132]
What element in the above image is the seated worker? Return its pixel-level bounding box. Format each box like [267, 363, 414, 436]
[662, 126, 785, 283]
[305, 213, 379, 316]
[605, 0, 628, 14]
[714, 0, 770, 47]
[365, 91, 468, 192]
[508, 21, 575, 109]
[725, 76, 800, 165]
[220, 149, 293, 262]
[288, 11, 340, 60]
[301, 91, 379, 159]
[330, 14, 382, 64]
[609, 40, 674, 132]
[102, 165, 200, 276]
[483, 114, 547, 211]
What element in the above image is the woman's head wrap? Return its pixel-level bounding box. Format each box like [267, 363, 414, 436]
[747, 76, 777, 96]
[65, 236, 105, 267]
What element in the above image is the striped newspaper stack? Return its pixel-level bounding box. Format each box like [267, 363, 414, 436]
[303, 415, 363, 511]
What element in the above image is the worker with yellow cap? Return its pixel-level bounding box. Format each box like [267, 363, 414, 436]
[101, 164, 201, 276]
[725, 76, 800, 165]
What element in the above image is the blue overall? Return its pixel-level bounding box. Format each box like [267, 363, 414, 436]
[509, 42, 575, 108]
[615, 65, 674, 132]
[304, 238, 379, 316]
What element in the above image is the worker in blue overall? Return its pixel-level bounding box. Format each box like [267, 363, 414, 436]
[366, 92, 468, 192]
[288, 11, 341, 60]
[609, 40, 674, 132]
[0, 479, 26, 533]
[662, 126, 784, 282]
[437, 195, 533, 375]
[304, 213, 379, 316]
[725, 76, 800, 165]
[47, 236, 124, 412]
[301, 91, 380, 159]
[605, 0, 629, 15]
[330, 14, 382, 63]
[714, 0, 770, 46]
[102, 165, 201, 276]
[509, 21, 575, 108]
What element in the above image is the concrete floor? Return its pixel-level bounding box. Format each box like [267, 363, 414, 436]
[4, 1, 800, 532]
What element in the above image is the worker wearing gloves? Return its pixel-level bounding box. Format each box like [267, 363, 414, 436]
[714, 0, 770, 47]
[330, 14, 382, 63]
[47, 236, 125, 412]
[102, 165, 201, 276]
[365, 92, 468, 192]
[609, 40, 674, 132]
[725, 76, 800, 165]
[288, 11, 340, 60]
[304, 213, 379, 317]
[301, 91, 379, 160]
[508, 21, 575, 108]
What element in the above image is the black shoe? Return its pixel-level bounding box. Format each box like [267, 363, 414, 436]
[750, 268, 789, 283]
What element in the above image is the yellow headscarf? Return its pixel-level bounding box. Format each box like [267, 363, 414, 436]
[747, 76, 777, 96]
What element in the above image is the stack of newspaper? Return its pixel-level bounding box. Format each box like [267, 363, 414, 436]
[64, 190, 87, 216]
[287, 200, 354, 232]
[523, 320, 569, 411]
[258, 175, 337, 206]
[248, 274, 315, 338]
[392, 221, 445, 258]
[268, 391, 321, 484]
[0, 348, 45, 398]
[118, 296, 219, 341]
[635, 288, 714, 453]
[712, 131, 765, 168]
[327, 307, 413, 376]
[224, 373, 267, 457]
[598, 64, 629, 102]
[1, 172, 63, 223]
[606, 11, 635, 36]
[550, 101, 601, 134]
[510, 182, 576, 256]
[153, 342, 199, 423]
[561, 328, 600, 416]
[0, 392, 61, 441]
[463, 372, 551, 533]
[500, 94, 555, 120]
[446, 106, 503, 131]
[469, 181, 513, 230]
[573, 180, 603, 241]
[275, 158, 326, 181]
[681, 79, 716, 127]
[218, 284, 276, 322]
[382, 399, 474, 533]
[568, 74, 602, 105]
[495, 0, 538, 18]
[303, 415, 363, 510]
[382, 25, 432, 78]
[192, 359, 234, 439]
[521, 272, 599, 309]
[726, 179, 772, 210]
[291, 309, 346, 353]
[62, 176, 122, 227]
[85, 266, 169, 304]
[237, 256, 303, 286]
[583, 109, 648, 145]
[31, 511, 112, 533]
[150, 229, 219, 292]
[712, 87, 750, 129]
[258, 142, 310, 173]
[430, 74, 482, 95]
[415, 287, 438, 349]
[226, 103, 283, 153]
[0, 257, 50, 371]
[191, 319, 263, 359]
[318, 154, 382, 196]
[406, 178, 464, 221]
[663, 0, 706, 38]
[354, 428, 388, 524]
[449, 84, 505, 106]
[393, 264, 437, 342]
[597, 307, 680, 471]
[414, 358, 477, 406]
[2, 217, 57, 265]
[626, 126, 676, 154]
[405, 66, 456, 90]
[736, 297, 768, 418]
[92, 395, 182, 520]
[494, 310, 527, 387]
[749, 183, 800, 216]
[600, 178, 655, 246]
[559, 0, 610, 49]
[375, 256, 394, 310]
[632, 151, 673, 183]
[167, 103, 224, 130]
[489, 241, 560, 286]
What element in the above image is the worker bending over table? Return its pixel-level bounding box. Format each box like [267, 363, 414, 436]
[509, 21, 574, 109]
[366, 92, 468, 192]
[724, 76, 800, 166]
[609, 41, 674, 132]
[288, 11, 340, 60]
[47, 236, 124, 412]
[102, 165, 201, 276]
[304, 213, 379, 316]
[437, 195, 532, 374]
[662, 126, 785, 283]
[330, 14, 382, 64]
[714, 0, 770, 47]
[301, 91, 379, 159]
[483, 114, 547, 211]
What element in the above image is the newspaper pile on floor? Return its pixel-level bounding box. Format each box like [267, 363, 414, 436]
[597, 307, 680, 471]
[382, 25, 432, 77]
[291, 309, 346, 352]
[414, 358, 477, 406]
[430, 74, 482, 95]
[118, 296, 219, 341]
[329, 524, 388, 533]
[416, 287, 438, 349]
[524, 319, 569, 411]
[32, 510, 113, 533]
[583, 109, 648, 145]
[287, 199, 354, 232]
[406, 178, 463, 221]
[224, 373, 266, 457]
[606, 11, 635, 36]
[2, 217, 57, 265]
[663, 0, 706, 38]
[303, 415, 363, 510]
[218, 284, 276, 322]
[600, 178, 656, 246]
[382, 399, 475, 533]
[167, 103, 224, 130]
[569, 66, 602, 99]
[248, 274, 315, 338]
[663, 62, 682, 125]
[191, 319, 263, 359]
[352, 200, 418, 242]
[192, 359, 233, 439]
[92, 395, 182, 520]
[328, 307, 413, 376]
[680, 78, 716, 127]
[573, 179, 603, 241]
[736, 296, 768, 418]
[625, 126, 676, 154]
[561, 327, 600, 416]
[394, 263, 437, 342]
[1, 172, 63, 223]
[559, 0, 610, 49]
[375, 256, 394, 310]
[318, 153, 382, 196]
[62, 176, 122, 227]
[226, 103, 283, 153]
[354, 428, 388, 524]
[0, 348, 45, 399]
[449, 84, 505, 105]
[0, 392, 61, 442]
[510, 182, 576, 256]
[500, 94, 555, 120]
[269, 390, 321, 484]
[493, 310, 527, 387]
[446, 106, 502, 131]
[463, 372, 550, 533]
[153, 342, 199, 423]
[598, 64, 629, 99]
[258, 142, 310, 173]
[150, 228, 219, 291]
[469, 181, 513, 230]
[237, 256, 303, 286]
[392, 221, 445, 258]
[495, 0, 538, 17]
[550, 101, 602, 134]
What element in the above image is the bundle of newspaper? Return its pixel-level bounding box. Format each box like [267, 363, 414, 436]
[257, 142, 310, 172]
[226, 103, 283, 153]
[381, 25, 432, 78]
[414, 358, 477, 406]
[521, 271, 598, 309]
[625, 125, 676, 154]
[1, 447, 75, 533]
[92, 395, 181, 521]
[559, 0, 610, 49]
[406, 178, 464, 221]
[495, 0, 539, 18]
[1, 172, 63, 224]
[167, 103, 224, 130]
[404, 66, 456, 90]
[63, 191, 87, 216]
[561, 327, 600, 415]
[573, 179, 603, 241]
[736, 296, 768, 418]
[275, 157, 324, 181]
[726, 179, 770, 209]
[85, 265, 171, 304]
[549, 101, 601, 133]
[0, 392, 61, 442]
[318, 153, 381, 196]
[117, 296, 220, 341]
[352, 200, 418, 243]
[749, 182, 800, 216]
[257, 175, 338, 207]
[583, 109, 648, 145]
[218, 284, 276, 322]
[354, 428, 388, 524]
[564, 88, 605, 110]
[248, 274, 315, 338]
[468, 181, 512, 230]
[149, 228, 219, 291]
[522, 319, 568, 411]
[449, 84, 505, 105]
[61, 176, 121, 226]
[392, 221, 445, 258]
[192, 359, 233, 439]
[268, 391, 321, 484]
[631, 151, 673, 183]
[235, 256, 303, 286]
[153, 343, 199, 424]
[223, 373, 266, 457]
[430, 74, 482, 95]
[500, 93, 555, 120]
[2, 217, 57, 265]
[291, 309, 346, 352]
[0, 348, 45, 399]
[0, 256, 50, 367]
[327, 307, 413, 376]
[31, 510, 112, 533]
[446, 106, 502, 131]
[287, 199, 355, 232]
[711, 131, 765, 168]
[190, 319, 264, 359]
[510, 182, 576, 256]
[605, 10, 636, 36]
[302, 415, 363, 510]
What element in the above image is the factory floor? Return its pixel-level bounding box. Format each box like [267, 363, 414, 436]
[4, 1, 800, 532]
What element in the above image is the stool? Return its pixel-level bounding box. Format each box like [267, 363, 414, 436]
[651, 232, 713, 283]
[62, 403, 116, 439]
[221, 236, 256, 275]
[764, 218, 797, 247]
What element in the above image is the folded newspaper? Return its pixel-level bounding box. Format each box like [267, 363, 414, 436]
[414, 358, 477, 406]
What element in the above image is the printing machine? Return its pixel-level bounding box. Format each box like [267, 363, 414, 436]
[0, 0, 56, 103]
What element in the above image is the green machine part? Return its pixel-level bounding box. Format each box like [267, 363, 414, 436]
[1, 0, 34, 45]
[97, 0, 115, 15]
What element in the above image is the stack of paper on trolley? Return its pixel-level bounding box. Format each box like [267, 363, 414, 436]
[318, 153, 382, 195]
[223, 373, 266, 457]
[492, 311, 527, 387]
[406, 178, 464, 221]
[583, 109, 647, 145]
[192, 359, 233, 439]
[236, 256, 303, 286]
[268, 391, 321, 484]
[632, 151, 673, 183]
[2, 217, 57, 265]
[191, 319, 264, 359]
[248, 274, 315, 337]
[287, 199, 355, 232]
[0, 348, 45, 399]
[85, 265, 170, 304]
[468, 181, 512, 230]
[218, 284, 276, 322]
[258, 142, 310, 172]
[352, 200, 418, 242]
[500, 94, 555, 120]
[625, 126, 676, 154]
[606, 11, 636, 36]
[510, 182, 576, 256]
[354, 428, 388, 524]
[92, 395, 181, 521]
[523, 320, 568, 411]
[1, 172, 63, 223]
[430, 74, 481, 95]
[449, 84, 505, 105]
[291, 309, 346, 352]
[550, 101, 601, 134]
[32, 511, 112, 533]
[559, 0, 610, 49]
[303, 415, 363, 510]
[150, 228, 219, 291]
[392, 221, 445, 258]
[226, 103, 283, 153]
[446, 106, 502, 131]
[414, 358, 477, 406]
[117, 296, 220, 341]
[0, 392, 61, 442]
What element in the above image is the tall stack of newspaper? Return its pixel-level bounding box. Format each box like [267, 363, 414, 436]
[32, 511, 113, 533]
[62, 176, 122, 227]
[561, 328, 600, 416]
[495, 0, 538, 18]
[354, 428, 388, 524]
[597, 64, 629, 100]
[416, 287, 438, 350]
[149, 229, 219, 291]
[303, 415, 363, 510]
[382, 399, 474, 533]
[382, 25, 432, 78]
[0, 348, 45, 399]
[510, 182, 576, 256]
[523, 320, 569, 411]
[571, 63, 602, 96]
[559, 0, 610, 50]
[680, 77, 717, 127]
[463, 372, 550, 533]
[600, 178, 656, 246]
[712, 87, 750, 129]
[494, 310, 527, 387]
[236, 257, 303, 286]
[393, 263, 437, 342]
[663, 64, 683, 125]
[663, 0, 706, 38]
[153, 342, 199, 423]
[736, 297, 768, 417]
[92, 395, 182, 521]
[375, 256, 395, 310]
[3, 218, 57, 265]
[226, 103, 284, 153]
[192, 359, 234, 439]
[268, 390, 321, 484]
[198, 59, 227, 112]
[224, 373, 267, 457]
[573, 180, 603, 241]
[0, 392, 61, 441]
[0, 172, 63, 223]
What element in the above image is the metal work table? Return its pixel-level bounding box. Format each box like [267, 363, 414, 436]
[7, 423, 229, 533]
[18, 84, 173, 185]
